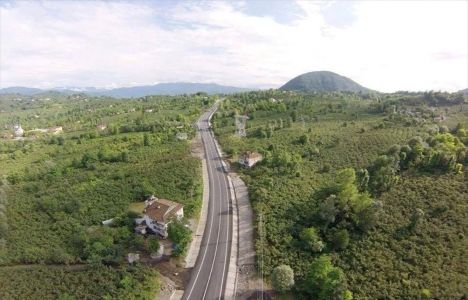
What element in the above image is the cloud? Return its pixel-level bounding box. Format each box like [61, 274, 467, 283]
[0, 0, 466, 92]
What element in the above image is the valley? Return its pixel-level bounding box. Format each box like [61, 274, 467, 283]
[0, 75, 466, 300]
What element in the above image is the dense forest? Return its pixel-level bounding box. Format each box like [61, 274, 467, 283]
[0, 93, 213, 298]
[212, 90, 467, 299]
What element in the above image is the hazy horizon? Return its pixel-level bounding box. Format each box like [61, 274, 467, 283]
[1, 0, 467, 92]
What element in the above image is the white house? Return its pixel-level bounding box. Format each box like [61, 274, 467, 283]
[136, 196, 184, 238]
[239, 151, 263, 168]
[13, 124, 24, 137]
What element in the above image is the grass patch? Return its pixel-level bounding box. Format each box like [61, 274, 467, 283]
[128, 202, 146, 215]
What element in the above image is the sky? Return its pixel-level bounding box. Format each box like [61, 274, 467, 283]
[0, 0, 467, 92]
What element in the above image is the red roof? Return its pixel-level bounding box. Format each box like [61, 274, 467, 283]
[144, 198, 183, 224]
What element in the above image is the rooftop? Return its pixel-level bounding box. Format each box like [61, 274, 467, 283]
[144, 196, 183, 224]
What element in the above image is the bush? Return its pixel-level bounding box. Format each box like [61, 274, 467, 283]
[300, 227, 324, 252]
[328, 228, 350, 251]
[271, 264, 295, 292]
[147, 235, 160, 253]
[298, 134, 309, 145]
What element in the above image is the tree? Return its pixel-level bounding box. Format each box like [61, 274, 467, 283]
[267, 126, 273, 138]
[355, 204, 379, 232]
[409, 208, 425, 231]
[328, 228, 349, 251]
[368, 155, 399, 194]
[271, 264, 294, 292]
[147, 235, 160, 253]
[343, 290, 353, 300]
[298, 134, 309, 145]
[58, 293, 75, 300]
[120, 151, 129, 162]
[318, 195, 338, 227]
[303, 255, 349, 300]
[256, 127, 267, 138]
[291, 111, 297, 122]
[143, 133, 150, 146]
[420, 289, 431, 299]
[300, 227, 325, 252]
[356, 169, 369, 192]
[168, 221, 191, 257]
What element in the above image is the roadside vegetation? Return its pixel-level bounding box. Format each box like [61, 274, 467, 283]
[213, 90, 467, 299]
[0, 92, 213, 298]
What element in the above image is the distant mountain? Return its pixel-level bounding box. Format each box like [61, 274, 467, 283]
[280, 71, 373, 93]
[0, 82, 251, 98]
[459, 88, 468, 96]
[0, 86, 44, 95]
[93, 82, 250, 98]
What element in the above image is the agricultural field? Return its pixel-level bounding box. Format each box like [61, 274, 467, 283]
[0, 265, 159, 300]
[213, 90, 468, 299]
[0, 93, 212, 297]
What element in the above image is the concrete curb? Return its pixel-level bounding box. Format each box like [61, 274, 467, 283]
[225, 173, 239, 300]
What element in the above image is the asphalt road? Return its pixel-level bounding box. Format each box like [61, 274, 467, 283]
[183, 104, 232, 300]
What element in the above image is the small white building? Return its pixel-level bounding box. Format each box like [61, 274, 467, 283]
[135, 196, 184, 238]
[102, 218, 114, 226]
[239, 151, 263, 168]
[13, 124, 24, 137]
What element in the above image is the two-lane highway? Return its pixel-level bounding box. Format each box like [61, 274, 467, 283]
[183, 104, 232, 300]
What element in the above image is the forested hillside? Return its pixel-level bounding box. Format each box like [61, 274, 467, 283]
[280, 71, 372, 93]
[0, 93, 213, 298]
[213, 90, 467, 299]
